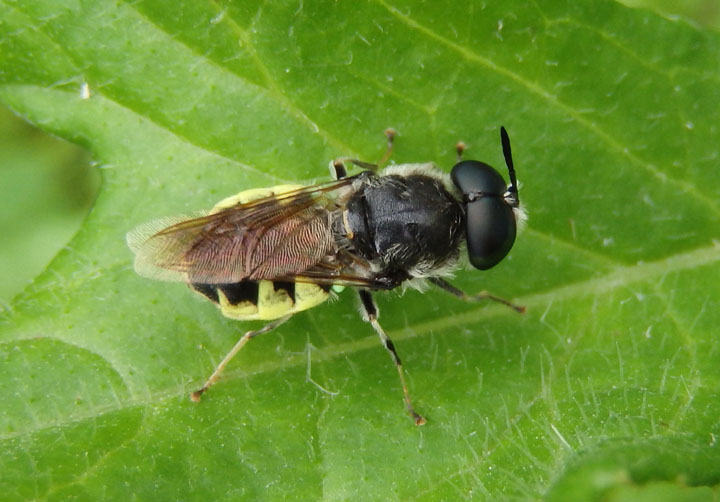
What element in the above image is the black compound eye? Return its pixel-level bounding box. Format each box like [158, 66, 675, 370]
[451, 160, 507, 198]
[463, 196, 516, 270]
[451, 160, 517, 270]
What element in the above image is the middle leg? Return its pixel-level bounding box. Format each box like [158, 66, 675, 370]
[358, 289, 426, 426]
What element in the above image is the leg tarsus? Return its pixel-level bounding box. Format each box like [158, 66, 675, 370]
[377, 128, 396, 168]
[190, 314, 292, 401]
[429, 277, 525, 313]
[469, 290, 526, 314]
[455, 141, 467, 162]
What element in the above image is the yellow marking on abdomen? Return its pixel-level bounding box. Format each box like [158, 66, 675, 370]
[216, 280, 330, 321]
[204, 184, 332, 320]
[294, 283, 331, 312]
[211, 185, 303, 213]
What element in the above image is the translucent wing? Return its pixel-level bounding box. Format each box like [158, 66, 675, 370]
[277, 250, 401, 290]
[127, 177, 358, 284]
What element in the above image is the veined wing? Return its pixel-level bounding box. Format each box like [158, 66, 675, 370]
[127, 176, 358, 284]
[274, 250, 404, 291]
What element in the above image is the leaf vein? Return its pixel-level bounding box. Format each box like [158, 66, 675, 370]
[373, 0, 720, 216]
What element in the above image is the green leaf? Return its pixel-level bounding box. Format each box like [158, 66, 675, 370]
[1, 0, 719, 500]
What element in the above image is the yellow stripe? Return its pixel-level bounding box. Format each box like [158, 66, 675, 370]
[217, 289, 258, 319]
[295, 283, 331, 311]
[216, 281, 331, 321]
[211, 185, 303, 213]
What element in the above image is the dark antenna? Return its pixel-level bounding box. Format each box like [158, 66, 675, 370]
[500, 126, 519, 205]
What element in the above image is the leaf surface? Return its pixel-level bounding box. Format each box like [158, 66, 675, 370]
[1, 0, 719, 500]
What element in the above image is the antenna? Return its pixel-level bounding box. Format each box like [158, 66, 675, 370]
[500, 126, 519, 205]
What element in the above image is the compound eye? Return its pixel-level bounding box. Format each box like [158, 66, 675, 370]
[451, 160, 517, 270]
[451, 161, 508, 197]
[464, 199, 516, 270]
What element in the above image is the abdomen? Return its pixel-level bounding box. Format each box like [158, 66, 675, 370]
[191, 280, 331, 320]
[190, 184, 333, 320]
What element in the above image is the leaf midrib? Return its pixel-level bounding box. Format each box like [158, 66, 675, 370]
[1, 240, 717, 441]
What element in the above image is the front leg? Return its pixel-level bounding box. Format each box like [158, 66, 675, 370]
[429, 277, 526, 313]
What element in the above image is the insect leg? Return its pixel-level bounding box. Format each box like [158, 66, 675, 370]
[329, 128, 396, 179]
[329, 159, 348, 180]
[358, 290, 426, 426]
[190, 314, 293, 401]
[429, 277, 526, 314]
[377, 128, 396, 168]
[329, 158, 378, 180]
[455, 141, 467, 162]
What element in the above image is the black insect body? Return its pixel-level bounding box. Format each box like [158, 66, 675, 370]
[344, 172, 465, 284]
[127, 127, 524, 425]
